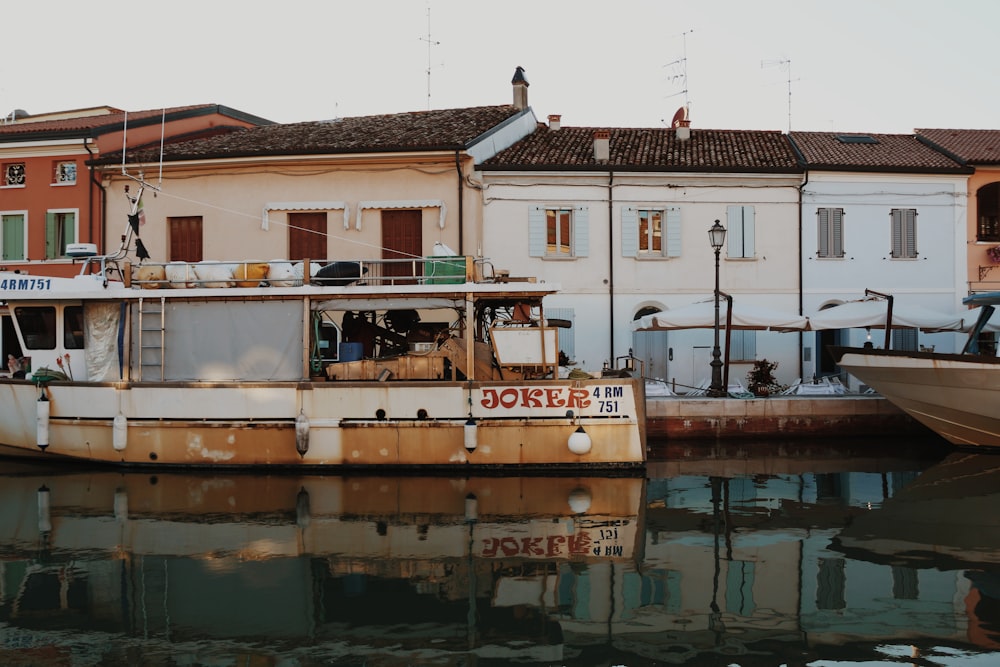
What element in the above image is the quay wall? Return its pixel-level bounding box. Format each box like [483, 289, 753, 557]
[646, 395, 934, 442]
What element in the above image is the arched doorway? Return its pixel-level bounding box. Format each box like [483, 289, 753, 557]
[632, 307, 668, 379]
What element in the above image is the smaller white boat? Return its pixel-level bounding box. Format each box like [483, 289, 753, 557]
[834, 291, 1000, 448]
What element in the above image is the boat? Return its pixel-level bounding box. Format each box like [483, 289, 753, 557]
[0, 195, 645, 469]
[832, 291, 1000, 448]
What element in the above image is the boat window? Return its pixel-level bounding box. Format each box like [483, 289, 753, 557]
[14, 306, 56, 350]
[65, 306, 84, 349]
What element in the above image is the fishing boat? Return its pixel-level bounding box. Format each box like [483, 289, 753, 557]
[833, 291, 1000, 448]
[0, 206, 645, 470]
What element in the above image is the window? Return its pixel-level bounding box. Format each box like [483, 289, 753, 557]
[621, 207, 681, 257]
[3, 163, 25, 187]
[2, 214, 26, 260]
[817, 208, 844, 258]
[890, 208, 917, 259]
[976, 182, 1000, 242]
[14, 306, 56, 349]
[726, 205, 755, 258]
[53, 161, 76, 185]
[64, 306, 84, 349]
[45, 211, 76, 258]
[289, 211, 328, 261]
[729, 330, 756, 362]
[169, 216, 203, 262]
[529, 206, 589, 258]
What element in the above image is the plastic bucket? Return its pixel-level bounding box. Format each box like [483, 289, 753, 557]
[338, 342, 363, 362]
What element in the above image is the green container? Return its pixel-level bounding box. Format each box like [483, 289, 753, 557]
[424, 256, 465, 284]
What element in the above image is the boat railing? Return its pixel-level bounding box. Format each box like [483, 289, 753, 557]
[124, 256, 493, 289]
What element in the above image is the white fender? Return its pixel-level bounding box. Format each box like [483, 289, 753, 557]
[36, 394, 50, 450]
[464, 417, 478, 452]
[113, 413, 128, 451]
[37, 485, 52, 533]
[567, 425, 592, 455]
[295, 411, 310, 456]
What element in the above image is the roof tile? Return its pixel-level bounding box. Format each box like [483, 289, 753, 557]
[481, 126, 801, 172]
[915, 129, 1000, 165]
[790, 131, 967, 172]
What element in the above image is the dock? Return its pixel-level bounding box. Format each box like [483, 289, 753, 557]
[646, 395, 932, 442]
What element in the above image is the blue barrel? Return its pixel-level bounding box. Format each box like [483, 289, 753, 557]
[339, 342, 363, 362]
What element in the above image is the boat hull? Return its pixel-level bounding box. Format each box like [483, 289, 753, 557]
[834, 346, 1000, 448]
[0, 378, 646, 469]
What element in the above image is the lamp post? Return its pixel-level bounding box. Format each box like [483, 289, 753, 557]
[707, 220, 727, 397]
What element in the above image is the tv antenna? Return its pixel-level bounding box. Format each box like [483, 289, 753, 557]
[662, 30, 692, 122]
[419, 4, 442, 109]
[761, 58, 797, 132]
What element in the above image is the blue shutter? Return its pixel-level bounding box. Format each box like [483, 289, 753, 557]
[621, 207, 638, 257]
[666, 208, 682, 257]
[743, 206, 755, 257]
[529, 206, 546, 257]
[727, 206, 743, 258]
[574, 206, 589, 257]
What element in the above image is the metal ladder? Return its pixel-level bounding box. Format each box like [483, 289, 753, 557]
[137, 297, 165, 381]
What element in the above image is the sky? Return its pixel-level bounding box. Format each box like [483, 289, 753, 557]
[4, 0, 1000, 134]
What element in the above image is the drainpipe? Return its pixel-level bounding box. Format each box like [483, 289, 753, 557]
[798, 169, 809, 380]
[84, 141, 105, 253]
[455, 151, 464, 255]
[608, 170, 615, 362]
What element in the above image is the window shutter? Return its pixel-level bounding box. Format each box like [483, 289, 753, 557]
[727, 206, 754, 258]
[621, 207, 638, 257]
[831, 208, 844, 257]
[45, 212, 57, 259]
[818, 209, 830, 257]
[904, 209, 917, 258]
[65, 214, 75, 246]
[528, 206, 546, 257]
[743, 206, 755, 257]
[2, 215, 24, 261]
[574, 206, 589, 257]
[666, 208, 682, 257]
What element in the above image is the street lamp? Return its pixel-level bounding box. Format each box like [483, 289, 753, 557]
[707, 220, 727, 397]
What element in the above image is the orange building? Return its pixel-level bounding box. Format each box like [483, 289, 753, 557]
[0, 105, 271, 279]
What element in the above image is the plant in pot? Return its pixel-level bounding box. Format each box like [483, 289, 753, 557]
[746, 358, 781, 397]
[988, 245, 1000, 264]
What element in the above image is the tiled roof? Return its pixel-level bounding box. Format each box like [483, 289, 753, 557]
[0, 105, 261, 139]
[480, 126, 802, 172]
[789, 132, 969, 172]
[111, 105, 526, 163]
[915, 129, 1000, 165]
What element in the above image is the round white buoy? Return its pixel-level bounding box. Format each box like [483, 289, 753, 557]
[567, 425, 592, 455]
[36, 394, 50, 451]
[465, 493, 479, 522]
[568, 487, 593, 514]
[295, 411, 310, 456]
[464, 417, 478, 452]
[112, 413, 128, 451]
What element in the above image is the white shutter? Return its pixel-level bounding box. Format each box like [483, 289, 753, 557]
[743, 206, 755, 257]
[574, 206, 589, 257]
[666, 208, 682, 257]
[529, 206, 546, 257]
[621, 206, 638, 257]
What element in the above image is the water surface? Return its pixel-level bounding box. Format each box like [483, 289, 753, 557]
[2, 437, 998, 666]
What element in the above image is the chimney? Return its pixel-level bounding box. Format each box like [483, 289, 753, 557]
[593, 130, 610, 161]
[512, 66, 529, 111]
[675, 118, 691, 141]
[548, 114, 561, 131]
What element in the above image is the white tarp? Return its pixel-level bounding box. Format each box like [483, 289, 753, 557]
[631, 300, 809, 332]
[957, 306, 1000, 333]
[807, 299, 965, 332]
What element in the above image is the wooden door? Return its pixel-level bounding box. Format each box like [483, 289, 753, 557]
[381, 209, 422, 283]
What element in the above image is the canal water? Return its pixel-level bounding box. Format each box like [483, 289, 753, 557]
[1, 437, 999, 666]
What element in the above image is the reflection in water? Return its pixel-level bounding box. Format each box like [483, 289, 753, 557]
[1, 438, 999, 665]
